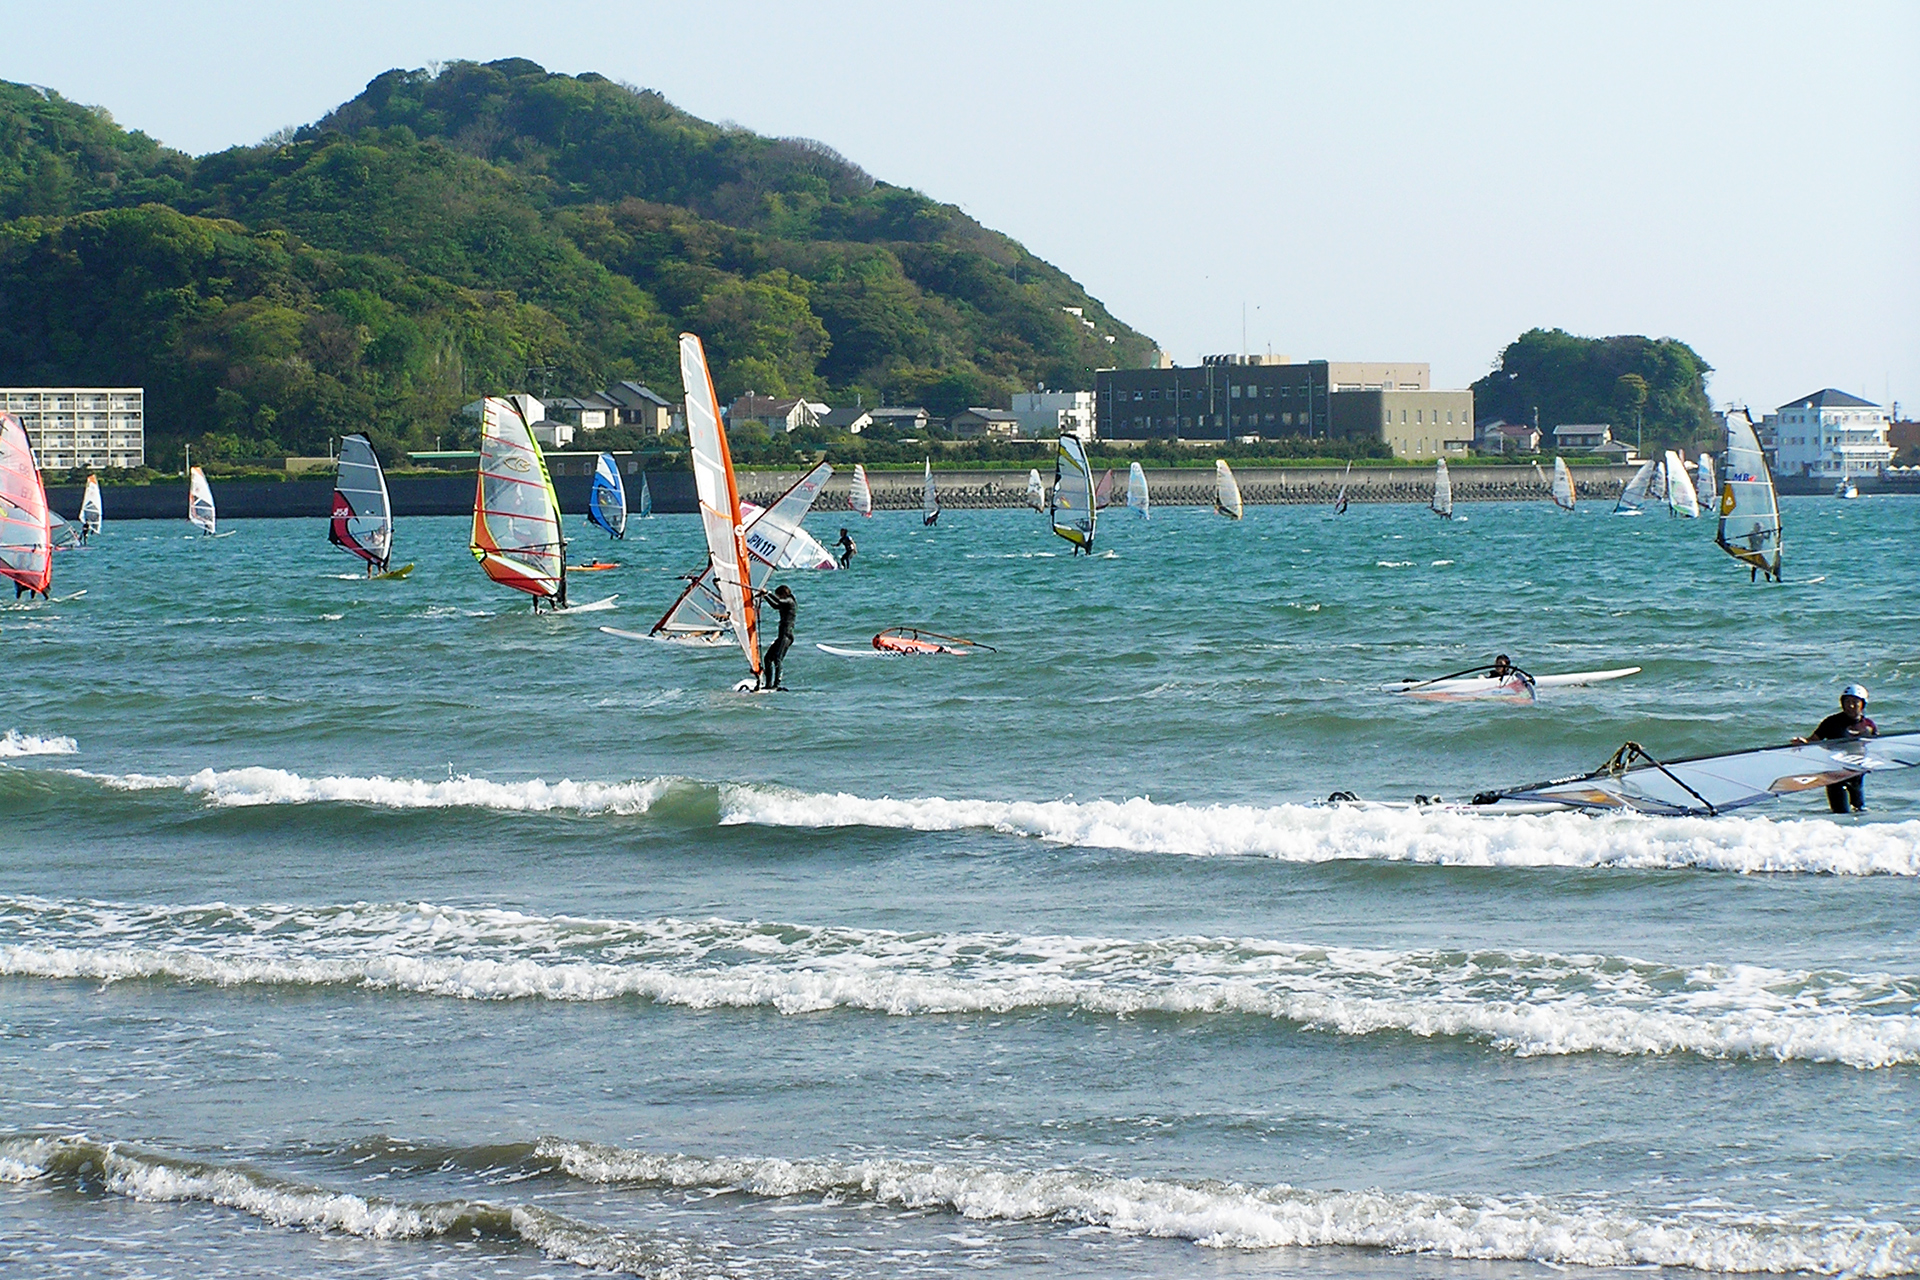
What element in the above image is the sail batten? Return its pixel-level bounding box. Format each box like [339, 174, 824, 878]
[588, 452, 627, 539]
[1716, 408, 1783, 580]
[0, 412, 52, 594]
[469, 398, 565, 604]
[1050, 435, 1096, 551]
[329, 433, 393, 569]
[1214, 460, 1243, 520]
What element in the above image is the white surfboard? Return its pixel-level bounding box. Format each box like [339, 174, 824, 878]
[558, 595, 619, 614]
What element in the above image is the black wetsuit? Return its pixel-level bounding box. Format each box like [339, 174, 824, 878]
[761, 593, 797, 690]
[1811, 712, 1877, 812]
[835, 533, 855, 569]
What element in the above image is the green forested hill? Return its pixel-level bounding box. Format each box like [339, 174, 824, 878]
[1470, 328, 1717, 452]
[0, 62, 1154, 468]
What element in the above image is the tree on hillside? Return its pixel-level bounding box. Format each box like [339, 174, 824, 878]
[1471, 329, 1715, 452]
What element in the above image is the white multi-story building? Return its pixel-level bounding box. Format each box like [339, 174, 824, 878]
[1010, 390, 1097, 442]
[1765, 389, 1894, 479]
[2, 387, 145, 469]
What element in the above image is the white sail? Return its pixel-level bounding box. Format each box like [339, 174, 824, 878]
[1026, 468, 1046, 512]
[1489, 733, 1920, 816]
[652, 465, 834, 640]
[1614, 460, 1655, 515]
[742, 462, 837, 569]
[188, 467, 217, 535]
[1550, 457, 1575, 512]
[1664, 449, 1700, 518]
[1214, 460, 1243, 520]
[1333, 461, 1351, 514]
[79, 474, 102, 534]
[330, 433, 394, 568]
[1716, 407, 1782, 581]
[681, 333, 759, 673]
[470, 399, 565, 602]
[922, 458, 939, 525]
[1050, 434, 1096, 551]
[848, 463, 872, 517]
[1696, 453, 1717, 512]
[1647, 457, 1669, 504]
[1127, 461, 1149, 518]
[1430, 458, 1452, 518]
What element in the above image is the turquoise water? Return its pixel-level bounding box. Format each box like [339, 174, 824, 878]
[2, 495, 1917, 1278]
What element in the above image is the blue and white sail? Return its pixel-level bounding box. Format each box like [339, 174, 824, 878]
[1127, 462, 1149, 518]
[588, 453, 627, 538]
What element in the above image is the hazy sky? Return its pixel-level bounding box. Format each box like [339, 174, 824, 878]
[7, 1, 1916, 413]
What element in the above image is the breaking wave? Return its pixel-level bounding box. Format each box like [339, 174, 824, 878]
[0, 1134, 697, 1276]
[4, 898, 1916, 1067]
[78, 765, 675, 815]
[0, 730, 77, 758]
[719, 786, 1920, 877]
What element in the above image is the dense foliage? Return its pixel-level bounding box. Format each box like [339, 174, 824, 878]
[0, 64, 1154, 467]
[1470, 328, 1717, 452]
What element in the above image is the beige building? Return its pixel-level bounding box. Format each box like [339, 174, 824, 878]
[1329, 389, 1474, 458]
[1326, 363, 1430, 392]
[3, 387, 146, 469]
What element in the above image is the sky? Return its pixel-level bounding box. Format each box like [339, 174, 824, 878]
[6, 0, 1916, 414]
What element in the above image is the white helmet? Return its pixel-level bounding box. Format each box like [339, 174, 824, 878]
[1843, 683, 1869, 703]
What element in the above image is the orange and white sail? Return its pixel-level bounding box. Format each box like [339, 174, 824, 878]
[79, 474, 103, 535]
[682, 333, 759, 676]
[0, 412, 52, 595]
[470, 398, 565, 605]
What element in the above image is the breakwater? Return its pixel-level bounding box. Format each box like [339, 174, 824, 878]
[49, 463, 1641, 521]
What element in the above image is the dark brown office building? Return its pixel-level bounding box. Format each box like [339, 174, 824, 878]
[1096, 357, 1330, 442]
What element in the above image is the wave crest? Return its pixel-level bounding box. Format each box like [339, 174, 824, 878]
[0, 730, 77, 758]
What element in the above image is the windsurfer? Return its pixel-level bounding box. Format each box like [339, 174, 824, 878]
[755, 584, 797, 690]
[835, 528, 856, 569]
[1793, 684, 1877, 812]
[924, 509, 938, 528]
[1488, 655, 1513, 679]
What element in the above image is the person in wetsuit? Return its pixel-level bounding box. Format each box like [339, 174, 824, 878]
[835, 528, 856, 570]
[1793, 684, 1877, 812]
[756, 584, 797, 691]
[1488, 654, 1514, 679]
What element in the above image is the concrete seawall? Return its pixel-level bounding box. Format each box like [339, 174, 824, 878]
[50, 464, 1641, 521]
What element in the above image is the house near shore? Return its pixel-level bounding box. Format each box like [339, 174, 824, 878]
[949, 407, 1022, 440]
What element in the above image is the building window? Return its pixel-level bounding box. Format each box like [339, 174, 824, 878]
[1230, 386, 1241, 399]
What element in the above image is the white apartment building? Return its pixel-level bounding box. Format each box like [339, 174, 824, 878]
[1010, 390, 1097, 442]
[1766, 389, 1894, 479]
[2, 387, 146, 469]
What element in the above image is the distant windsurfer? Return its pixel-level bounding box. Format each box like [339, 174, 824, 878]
[755, 583, 797, 690]
[924, 508, 938, 527]
[835, 527, 856, 570]
[1793, 684, 1877, 812]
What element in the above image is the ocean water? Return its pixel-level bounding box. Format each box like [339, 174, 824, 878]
[2, 494, 1917, 1279]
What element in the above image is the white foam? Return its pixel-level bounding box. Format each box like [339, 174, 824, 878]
[719, 786, 1920, 877]
[4, 899, 1915, 1067]
[539, 1139, 1920, 1276]
[76, 766, 674, 814]
[0, 730, 77, 758]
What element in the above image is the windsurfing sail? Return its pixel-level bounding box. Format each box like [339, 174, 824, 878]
[469, 397, 566, 606]
[188, 467, 217, 536]
[1696, 453, 1717, 511]
[1214, 460, 1243, 520]
[639, 472, 654, 518]
[1094, 468, 1115, 510]
[0, 412, 52, 594]
[79, 474, 102, 536]
[1716, 407, 1782, 581]
[1026, 468, 1046, 512]
[1479, 734, 1920, 816]
[1050, 434, 1096, 552]
[329, 433, 394, 570]
[1333, 461, 1351, 515]
[49, 512, 79, 551]
[678, 332, 757, 672]
[651, 462, 835, 640]
[1614, 460, 1655, 515]
[1127, 461, 1150, 518]
[922, 458, 939, 526]
[1430, 458, 1452, 519]
[849, 463, 872, 517]
[588, 452, 627, 539]
[1550, 457, 1575, 512]
[1664, 449, 1700, 518]
[1647, 456, 1669, 505]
